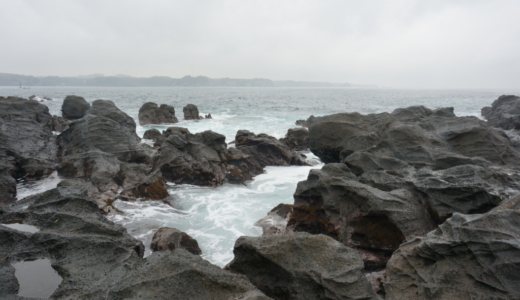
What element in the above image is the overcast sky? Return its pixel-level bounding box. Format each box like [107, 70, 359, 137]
[1, 0, 520, 88]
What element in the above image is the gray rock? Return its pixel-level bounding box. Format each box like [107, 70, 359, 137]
[254, 203, 294, 236]
[142, 128, 162, 142]
[61, 95, 90, 119]
[151, 227, 202, 255]
[183, 103, 202, 120]
[0, 186, 269, 299]
[227, 233, 379, 300]
[138, 102, 179, 125]
[481, 95, 520, 130]
[385, 209, 520, 300]
[279, 128, 310, 151]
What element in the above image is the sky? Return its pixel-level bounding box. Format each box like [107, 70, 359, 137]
[1, 0, 520, 88]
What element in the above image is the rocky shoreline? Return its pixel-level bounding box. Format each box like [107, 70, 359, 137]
[1, 94, 520, 299]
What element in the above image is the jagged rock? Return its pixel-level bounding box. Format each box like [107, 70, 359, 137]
[0, 96, 57, 185]
[61, 95, 90, 120]
[156, 127, 228, 186]
[205, 113, 212, 119]
[227, 233, 379, 300]
[295, 115, 315, 127]
[308, 106, 520, 165]
[183, 103, 203, 120]
[279, 128, 309, 151]
[151, 227, 202, 255]
[254, 203, 293, 236]
[50, 115, 66, 132]
[366, 271, 386, 298]
[138, 102, 179, 125]
[385, 209, 520, 299]
[234, 130, 308, 167]
[481, 95, 520, 130]
[143, 128, 162, 142]
[0, 186, 269, 299]
[291, 163, 436, 270]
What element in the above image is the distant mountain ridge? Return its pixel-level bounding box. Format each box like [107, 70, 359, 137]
[0, 72, 377, 88]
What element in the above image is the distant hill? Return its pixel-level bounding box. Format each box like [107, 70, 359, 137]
[0, 72, 373, 88]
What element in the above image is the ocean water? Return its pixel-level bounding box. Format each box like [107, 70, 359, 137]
[3, 86, 520, 266]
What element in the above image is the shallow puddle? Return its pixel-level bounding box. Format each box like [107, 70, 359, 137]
[1, 223, 40, 233]
[12, 258, 62, 298]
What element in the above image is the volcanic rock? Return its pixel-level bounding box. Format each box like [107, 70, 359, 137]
[61, 95, 90, 120]
[481, 95, 520, 130]
[254, 203, 294, 236]
[138, 102, 179, 125]
[227, 233, 379, 300]
[143, 128, 162, 142]
[151, 227, 202, 255]
[279, 128, 310, 151]
[0, 186, 269, 299]
[183, 103, 203, 120]
[385, 209, 520, 299]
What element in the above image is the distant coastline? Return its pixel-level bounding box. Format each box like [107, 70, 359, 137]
[0, 72, 380, 88]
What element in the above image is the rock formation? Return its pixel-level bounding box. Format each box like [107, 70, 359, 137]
[481, 95, 520, 130]
[385, 209, 520, 299]
[61, 95, 90, 120]
[227, 233, 379, 300]
[151, 227, 202, 255]
[138, 102, 179, 125]
[279, 127, 310, 151]
[143, 128, 162, 142]
[0, 186, 270, 299]
[183, 103, 203, 120]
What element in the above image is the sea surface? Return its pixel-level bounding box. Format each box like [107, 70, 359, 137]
[3, 86, 520, 266]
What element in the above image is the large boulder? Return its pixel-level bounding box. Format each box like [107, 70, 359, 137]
[57, 99, 167, 207]
[481, 95, 520, 130]
[0, 186, 269, 299]
[156, 127, 228, 186]
[151, 227, 202, 255]
[308, 106, 520, 166]
[183, 103, 202, 120]
[227, 233, 379, 300]
[61, 95, 90, 120]
[385, 209, 520, 299]
[291, 163, 436, 270]
[138, 102, 179, 125]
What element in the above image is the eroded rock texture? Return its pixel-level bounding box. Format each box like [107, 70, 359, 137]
[228, 233, 379, 300]
[151, 227, 202, 255]
[385, 209, 520, 300]
[183, 103, 202, 120]
[482, 95, 520, 130]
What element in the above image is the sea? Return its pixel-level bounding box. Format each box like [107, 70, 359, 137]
[3, 86, 520, 267]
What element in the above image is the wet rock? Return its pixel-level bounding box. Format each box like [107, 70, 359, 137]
[143, 128, 162, 142]
[254, 203, 293, 236]
[183, 103, 203, 120]
[279, 128, 309, 151]
[50, 115, 66, 132]
[205, 113, 212, 119]
[61, 95, 90, 120]
[151, 227, 202, 255]
[0, 96, 57, 181]
[227, 233, 379, 300]
[156, 127, 228, 186]
[385, 209, 520, 300]
[481, 95, 520, 130]
[138, 102, 179, 125]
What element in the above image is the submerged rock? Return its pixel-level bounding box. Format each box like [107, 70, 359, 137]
[151, 227, 202, 255]
[227, 233, 379, 300]
[482, 95, 520, 130]
[385, 209, 520, 299]
[183, 103, 203, 120]
[138, 102, 179, 125]
[61, 95, 90, 120]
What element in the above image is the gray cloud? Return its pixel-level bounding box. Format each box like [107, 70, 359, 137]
[1, 0, 519, 88]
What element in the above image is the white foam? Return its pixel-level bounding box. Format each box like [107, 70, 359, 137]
[16, 171, 61, 200]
